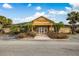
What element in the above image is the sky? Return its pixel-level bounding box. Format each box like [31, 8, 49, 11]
[0, 3, 79, 24]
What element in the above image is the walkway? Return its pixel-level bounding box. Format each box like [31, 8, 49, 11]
[34, 34, 52, 40]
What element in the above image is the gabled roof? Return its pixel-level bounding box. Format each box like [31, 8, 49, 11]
[31, 16, 55, 24]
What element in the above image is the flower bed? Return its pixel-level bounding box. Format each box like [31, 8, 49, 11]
[16, 32, 36, 39]
[47, 31, 68, 39]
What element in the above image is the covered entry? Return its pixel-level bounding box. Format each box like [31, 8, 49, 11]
[31, 16, 54, 34]
[36, 26, 48, 34]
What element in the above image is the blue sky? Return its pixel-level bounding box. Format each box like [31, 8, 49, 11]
[0, 3, 78, 24]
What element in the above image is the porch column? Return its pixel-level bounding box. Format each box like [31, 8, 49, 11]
[49, 26, 51, 31]
[49, 24, 52, 31]
[32, 26, 34, 32]
[49, 26, 52, 31]
[48, 26, 50, 31]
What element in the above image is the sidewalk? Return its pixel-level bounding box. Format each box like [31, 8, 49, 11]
[34, 34, 52, 40]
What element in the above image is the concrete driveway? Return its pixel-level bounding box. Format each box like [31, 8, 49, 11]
[0, 40, 79, 56]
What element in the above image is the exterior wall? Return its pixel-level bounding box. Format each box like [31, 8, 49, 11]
[59, 27, 71, 33]
[51, 27, 54, 31]
[33, 26, 49, 33]
[31, 16, 54, 33]
[49, 26, 54, 31]
[31, 16, 72, 34]
[32, 17, 53, 26]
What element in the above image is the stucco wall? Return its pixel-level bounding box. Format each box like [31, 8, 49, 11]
[59, 27, 71, 33]
[32, 17, 53, 26]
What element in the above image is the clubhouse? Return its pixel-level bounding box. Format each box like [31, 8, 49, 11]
[3, 16, 71, 34]
[30, 16, 71, 34]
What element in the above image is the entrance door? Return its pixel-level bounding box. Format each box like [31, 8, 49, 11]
[36, 27, 48, 34]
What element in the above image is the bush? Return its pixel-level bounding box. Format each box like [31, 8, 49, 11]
[16, 32, 36, 39]
[47, 31, 68, 39]
[10, 25, 20, 35]
[16, 33, 28, 39]
[27, 32, 36, 37]
[76, 29, 79, 33]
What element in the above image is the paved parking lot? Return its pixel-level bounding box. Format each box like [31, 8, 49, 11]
[0, 40, 79, 56]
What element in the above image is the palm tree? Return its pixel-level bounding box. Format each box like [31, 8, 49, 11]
[54, 22, 64, 33]
[66, 11, 79, 34]
[0, 16, 12, 27]
[7, 18, 12, 25]
[27, 22, 33, 32]
[0, 16, 6, 24]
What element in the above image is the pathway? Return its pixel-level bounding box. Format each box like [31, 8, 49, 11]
[34, 34, 52, 40]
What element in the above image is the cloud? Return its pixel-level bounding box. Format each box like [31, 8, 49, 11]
[13, 9, 68, 24]
[69, 3, 79, 7]
[13, 12, 46, 24]
[2, 3, 12, 9]
[34, 12, 45, 16]
[13, 8, 69, 24]
[58, 11, 67, 14]
[69, 3, 79, 12]
[48, 9, 67, 15]
[27, 3, 32, 7]
[48, 9, 56, 14]
[25, 12, 45, 22]
[36, 6, 42, 11]
[65, 7, 72, 11]
[47, 9, 70, 23]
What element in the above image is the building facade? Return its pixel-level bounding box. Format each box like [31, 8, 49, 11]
[30, 16, 71, 34]
[31, 16, 54, 34]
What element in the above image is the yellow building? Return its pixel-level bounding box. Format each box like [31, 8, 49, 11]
[29, 16, 71, 34]
[31, 16, 54, 34]
[9, 16, 71, 34]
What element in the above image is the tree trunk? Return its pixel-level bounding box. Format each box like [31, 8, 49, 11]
[71, 24, 76, 34]
[54, 25, 56, 32]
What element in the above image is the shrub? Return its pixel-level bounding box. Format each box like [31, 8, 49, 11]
[16, 33, 27, 39]
[56, 33, 68, 39]
[27, 32, 36, 37]
[47, 31, 68, 39]
[10, 25, 20, 35]
[76, 29, 79, 33]
[16, 32, 36, 39]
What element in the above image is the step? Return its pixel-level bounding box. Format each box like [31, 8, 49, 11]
[34, 34, 51, 40]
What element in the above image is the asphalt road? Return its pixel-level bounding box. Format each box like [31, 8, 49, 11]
[0, 40, 79, 56]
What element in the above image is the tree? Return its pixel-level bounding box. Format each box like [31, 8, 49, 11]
[54, 22, 64, 33]
[6, 18, 12, 25]
[66, 11, 79, 34]
[19, 25, 27, 32]
[0, 16, 12, 27]
[0, 24, 3, 30]
[10, 25, 20, 34]
[27, 22, 33, 32]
